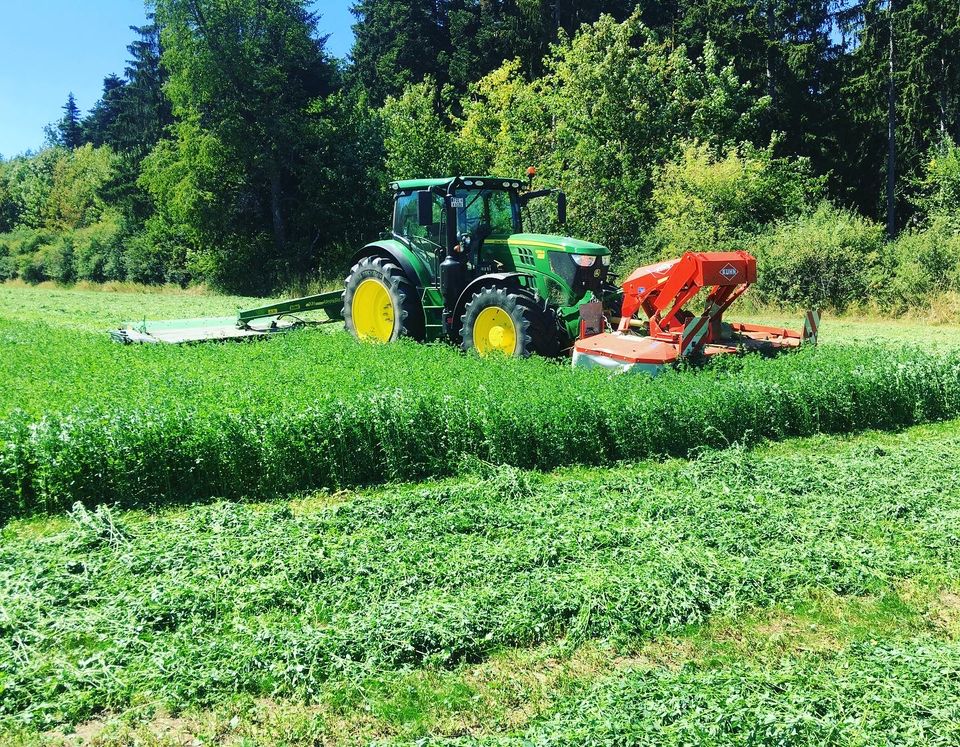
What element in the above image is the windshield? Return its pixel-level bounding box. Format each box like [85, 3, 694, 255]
[393, 187, 521, 251]
[453, 189, 520, 238]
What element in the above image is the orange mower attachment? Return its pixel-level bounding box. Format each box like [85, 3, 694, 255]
[572, 251, 820, 374]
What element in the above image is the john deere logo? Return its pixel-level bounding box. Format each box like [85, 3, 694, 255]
[720, 264, 738, 279]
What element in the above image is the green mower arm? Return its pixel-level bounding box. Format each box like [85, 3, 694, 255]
[237, 290, 343, 326]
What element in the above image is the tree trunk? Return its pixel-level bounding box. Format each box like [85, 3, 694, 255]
[766, 0, 777, 106]
[940, 17, 949, 138]
[270, 169, 287, 253]
[886, 0, 897, 239]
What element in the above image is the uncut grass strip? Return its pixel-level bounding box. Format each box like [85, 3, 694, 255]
[2, 344, 960, 518]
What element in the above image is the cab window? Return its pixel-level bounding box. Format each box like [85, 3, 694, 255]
[486, 190, 518, 235]
[455, 189, 519, 237]
[394, 192, 444, 248]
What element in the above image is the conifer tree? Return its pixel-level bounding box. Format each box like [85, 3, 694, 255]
[57, 93, 84, 149]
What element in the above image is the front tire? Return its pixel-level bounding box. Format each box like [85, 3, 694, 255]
[460, 286, 560, 357]
[343, 257, 423, 342]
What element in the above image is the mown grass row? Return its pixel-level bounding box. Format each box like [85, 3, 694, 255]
[2, 423, 960, 730]
[2, 325, 960, 518]
[444, 637, 960, 746]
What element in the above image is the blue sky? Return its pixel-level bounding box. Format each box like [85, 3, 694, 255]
[0, 0, 356, 157]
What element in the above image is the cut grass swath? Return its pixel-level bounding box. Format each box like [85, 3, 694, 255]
[3, 423, 960, 729]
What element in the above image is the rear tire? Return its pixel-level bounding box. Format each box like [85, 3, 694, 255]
[343, 256, 424, 342]
[461, 286, 560, 358]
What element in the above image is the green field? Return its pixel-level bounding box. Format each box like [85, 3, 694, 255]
[5, 285, 960, 520]
[3, 284, 960, 746]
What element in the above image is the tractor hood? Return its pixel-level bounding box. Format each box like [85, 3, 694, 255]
[505, 233, 609, 256]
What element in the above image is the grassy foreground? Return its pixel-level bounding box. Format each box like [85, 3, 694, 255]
[2, 421, 960, 745]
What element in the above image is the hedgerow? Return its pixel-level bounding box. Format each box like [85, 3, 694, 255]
[2, 326, 960, 519]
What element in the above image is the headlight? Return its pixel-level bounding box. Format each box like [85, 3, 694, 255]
[571, 253, 597, 267]
[601, 254, 611, 266]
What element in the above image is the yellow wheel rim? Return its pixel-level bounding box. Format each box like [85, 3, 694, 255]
[352, 278, 395, 341]
[473, 306, 517, 356]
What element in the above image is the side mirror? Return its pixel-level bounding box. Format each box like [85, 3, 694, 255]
[416, 190, 434, 226]
[557, 191, 567, 225]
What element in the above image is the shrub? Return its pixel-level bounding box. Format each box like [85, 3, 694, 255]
[125, 216, 192, 285]
[0, 220, 129, 285]
[0, 247, 11, 281]
[752, 203, 886, 311]
[649, 140, 822, 257]
[16, 250, 48, 284]
[0, 225, 52, 263]
[72, 212, 127, 282]
[39, 235, 76, 284]
[886, 217, 960, 308]
[912, 136, 960, 225]
[124, 231, 167, 285]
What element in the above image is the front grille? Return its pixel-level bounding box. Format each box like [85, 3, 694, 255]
[549, 251, 608, 297]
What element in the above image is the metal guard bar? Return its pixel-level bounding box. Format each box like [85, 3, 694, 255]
[237, 290, 342, 325]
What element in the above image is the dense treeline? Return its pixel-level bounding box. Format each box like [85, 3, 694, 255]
[1, 0, 960, 307]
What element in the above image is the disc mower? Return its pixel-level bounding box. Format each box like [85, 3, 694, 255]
[110, 173, 818, 374]
[572, 250, 820, 374]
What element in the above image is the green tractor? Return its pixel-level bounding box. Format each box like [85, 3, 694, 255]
[110, 174, 614, 353]
[343, 175, 613, 356]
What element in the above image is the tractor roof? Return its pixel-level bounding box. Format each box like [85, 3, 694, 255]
[390, 176, 524, 191]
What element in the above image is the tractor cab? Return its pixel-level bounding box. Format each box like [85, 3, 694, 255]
[341, 175, 614, 356]
[392, 178, 522, 272]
